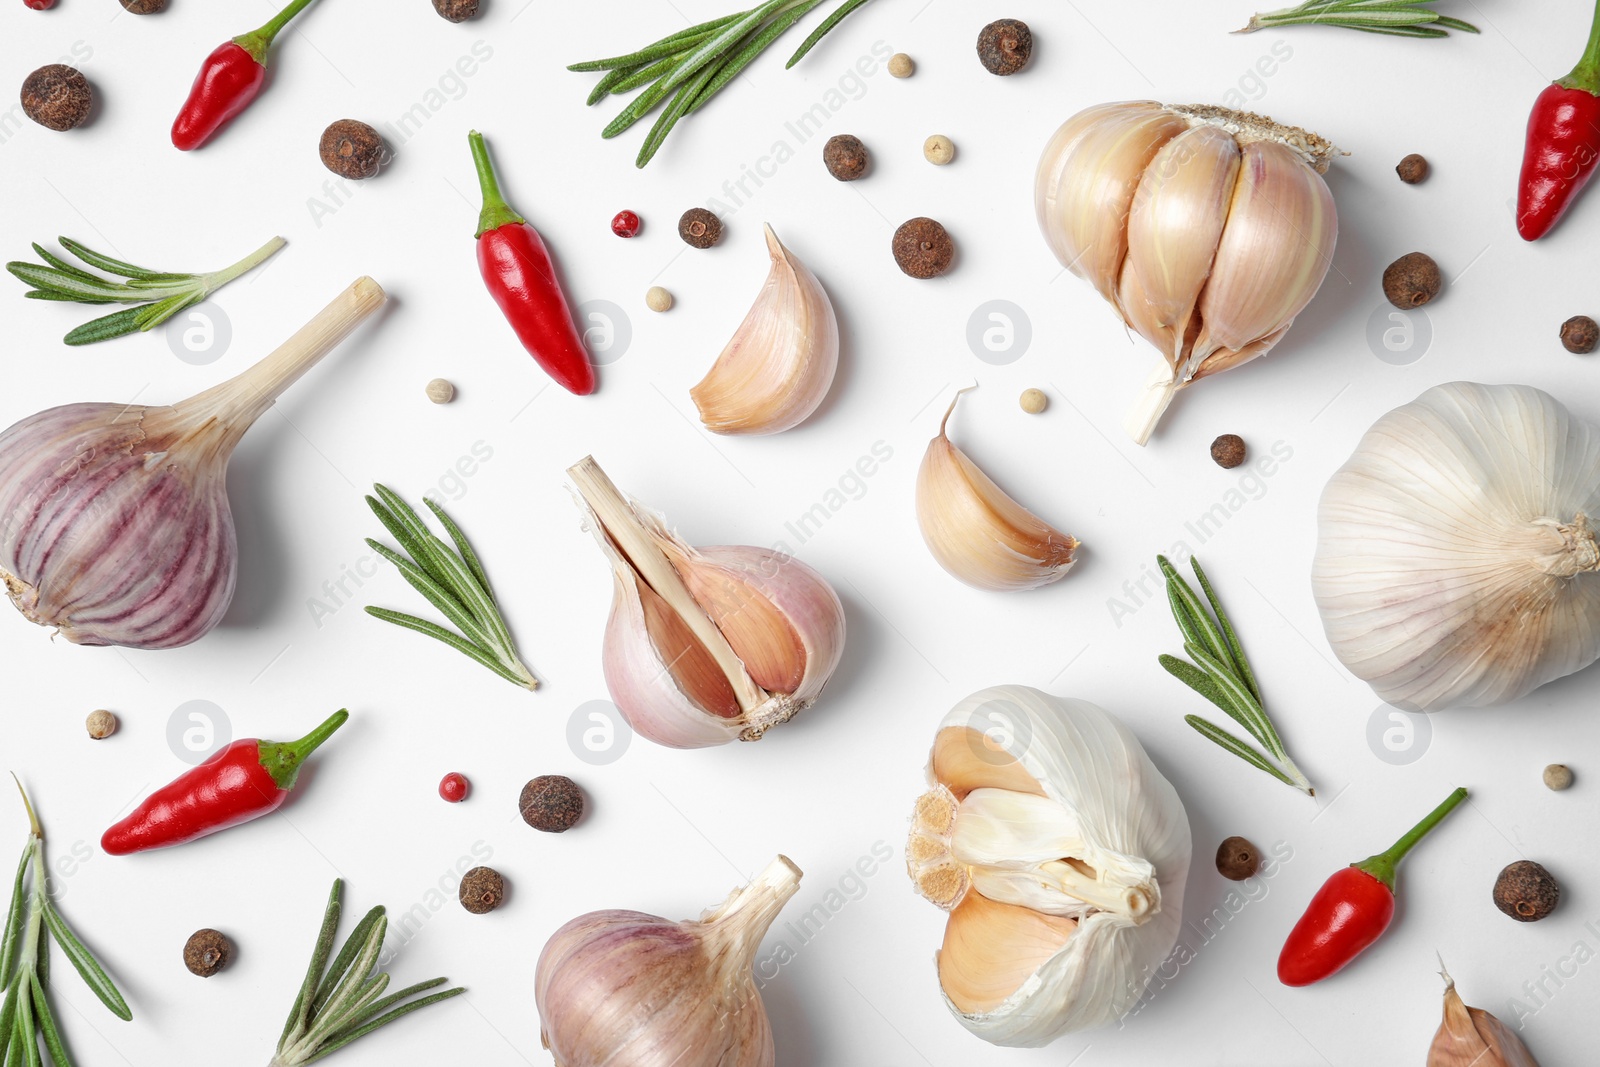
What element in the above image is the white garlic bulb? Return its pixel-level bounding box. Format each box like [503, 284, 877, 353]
[916, 389, 1078, 591]
[1314, 382, 1600, 711]
[690, 224, 839, 435]
[569, 456, 846, 748]
[905, 686, 1191, 1044]
[1035, 102, 1339, 444]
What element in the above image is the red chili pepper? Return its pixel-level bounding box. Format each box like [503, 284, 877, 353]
[23, 0, 57, 10]
[170, 0, 322, 151]
[1518, 1, 1600, 239]
[469, 130, 597, 396]
[1278, 787, 1468, 986]
[101, 709, 347, 855]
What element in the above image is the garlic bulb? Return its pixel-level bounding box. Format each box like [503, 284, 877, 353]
[536, 855, 801, 1067]
[1035, 102, 1339, 444]
[569, 456, 846, 748]
[690, 223, 839, 435]
[1429, 964, 1541, 1067]
[1314, 382, 1600, 711]
[0, 278, 386, 649]
[906, 686, 1191, 1044]
[916, 388, 1078, 591]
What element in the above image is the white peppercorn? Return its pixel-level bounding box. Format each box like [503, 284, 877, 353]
[426, 378, 455, 404]
[646, 286, 674, 312]
[923, 134, 955, 166]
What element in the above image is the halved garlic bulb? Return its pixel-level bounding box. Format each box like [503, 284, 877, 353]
[569, 456, 845, 748]
[916, 389, 1077, 591]
[1314, 382, 1600, 711]
[1035, 102, 1339, 444]
[906, 686, 1191, 1044]
[0, 278, 386, 649]
[690, 223, 839, 435]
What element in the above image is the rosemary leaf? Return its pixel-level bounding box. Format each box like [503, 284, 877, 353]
[24, 976, 67, 1067]
[1159, 654, 1251, 730]
[1191, 557, 1261, 701]
[0, 850, 26, 992]
[310, 907, 385, 1015]
[40, 905, 130, 1021]
[568, 11, 746, 70]
[280, 880, 343, 1051]
[303, 988, 466, 1066]
[363, 609, 534, 690]
[364, 540, 491, 648]
[1158, 556, 1231, 666]
[1185, 716, 1299, 788]
[786, 0, 875, 67]
[1182, 641, 1282, 758]
[16, 991, 36, 1067]
[1236, 0, 1477, 34]
[56, 238, 156, 279]
[638, 62, 722, 167]
[0, 984, 17, 1057]
[690, 0, 829, 115]
[63, 306, 157, 347]
[422, 499, 494, 602]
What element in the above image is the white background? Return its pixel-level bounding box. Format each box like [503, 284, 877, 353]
[3, 0, 1599, 1064]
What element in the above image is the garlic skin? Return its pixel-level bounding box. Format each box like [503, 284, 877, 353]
[1429, 966, 1541, 1067]
[0, 278, 387, 649]
[536, 856, 801, 1067]
[1314, 382, 1600, 711]
[1035, 102, 1339, 444]
[570, 456, 846, 749]
[690, 224, 839, 435]
[916, 389, 1078, 591]
[906, 686, 1191, 1044]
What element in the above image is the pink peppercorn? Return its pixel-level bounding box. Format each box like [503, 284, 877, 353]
[439, 772, 470, 803]
[611, 210, 641, 238]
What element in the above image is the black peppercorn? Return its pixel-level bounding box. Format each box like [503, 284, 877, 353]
[21, 65, 93, 132]
[823, 134, 869, 181]
[678, 208, 723, 249]
[1216, 836, 1260, 881]
[319, 120, 386, 180]
[183, 929, 234, 977]
[119, 0, 168, 11]
[1560, 315, 1598, 354]
[1381, 252, 1442, 309]
[432, 0, 479, 21]
[459, 866, 505, 914]
[520, 775, 584, 832]
[1211, 434, 1247, 469]
[892, 217, 954, 279]
[1494, 860, 1560, 922]
[1395, 153, 1429, 184]
[977, 19, 1033, 76]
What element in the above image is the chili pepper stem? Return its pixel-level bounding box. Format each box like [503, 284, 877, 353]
[468, 131, 527, 238]
[1353, 786, 1468, 891]
[234, 0, 324, 63]
[258, 710, 349, 791]
[1559, 0, 1600, 92]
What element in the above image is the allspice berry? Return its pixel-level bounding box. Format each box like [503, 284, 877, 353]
[1382, 252, 1442, 309]
[887, 53, 915, 78]
[823, 134, 869, 181]
[1493, 860, 1560, 922]
[892, 217, 954, 279]
[678, 208, 723, 249]
[183, 929, 234, 977]
[1211, 434, 1247, 469]
[1543, 763, 1574, 790]
[1395, 153, 1429, 184]
[520, 775, 584, 833]
[85, 710, 117, 740]
[459, 866, 505, 914]
[432, 0, 479, 21]
[119, 0, 168, 11]
[977, 18, 1033, 75]
[320, 120, 386, 180]
[1215, 836, 1260, 881]
[923, 134, 955, 166]
[21, 65, 93, 132]
[1559, 315, 1598, 354]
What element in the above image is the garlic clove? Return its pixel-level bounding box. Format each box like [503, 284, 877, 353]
[1035, 102, 1189, 304]
[0, 278, 386, 650]
[930, 726, 1050, 798]
[1123, 124, 1241, 363]
[1192, 140, 1336, 363]
[690, 224, 839, 436]
[938, 891, 1078, 1015]
[1429, 966, 1542, 1067]
[916, 389, 1078, 592]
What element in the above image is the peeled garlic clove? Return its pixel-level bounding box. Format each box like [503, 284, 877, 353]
[916, 389, 1078, 591]
[906, 686, 1191, 1045]
[570, 456, 846, 749]
[0, 278, 386, 649]
[1429, 966, 1542, 1067]
[690, 224, 839, 435]
[536, 856, 801, 1067]
[1314, 382, 1600, 710]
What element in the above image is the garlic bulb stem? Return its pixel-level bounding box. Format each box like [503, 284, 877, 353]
[700, 855, 803, 962]
[1124, 362, 1182, 446]
[568, 456, 767, 712]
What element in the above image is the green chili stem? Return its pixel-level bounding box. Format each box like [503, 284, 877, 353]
[236, 0, 324, 62]
[1355, 787, 1469, 891]
[1560, 0, 1600, 93]
[467, 131, 525, 237]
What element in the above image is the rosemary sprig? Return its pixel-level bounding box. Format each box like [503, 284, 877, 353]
[269, 880, 463, 1067]
[1155, 556, 1315, 796]
[3, 777, 132, 1067]
[364, 485, 539, 691]
[570, 0, 879, 167]
[1235, 0, 1480, 37]
[6, 236, 285, 345]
